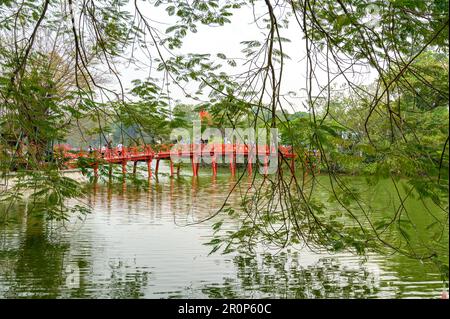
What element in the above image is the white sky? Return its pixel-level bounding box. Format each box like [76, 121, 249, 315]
[115, 0, 377, 113]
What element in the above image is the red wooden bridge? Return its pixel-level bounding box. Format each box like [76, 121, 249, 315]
[59, 143, 296, 178]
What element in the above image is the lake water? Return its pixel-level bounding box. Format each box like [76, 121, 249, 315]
[0, 165, 448, 298]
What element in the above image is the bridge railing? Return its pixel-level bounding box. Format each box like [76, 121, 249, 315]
[167, 143, 295, 157]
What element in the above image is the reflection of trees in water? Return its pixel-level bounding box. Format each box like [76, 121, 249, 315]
[0, 209, 152, 298]
[1, 214, 71, 298]
[82, 259, 151, 298]
[202, 252, 379, 299]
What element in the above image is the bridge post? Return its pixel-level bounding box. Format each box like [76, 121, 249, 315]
[146, 158, 152, 179]
[229, 148, 236, 177]
[108, 163, 112, 181]
[170, 160, 174, 177]
[229, 154, 234, 176]
[155, 159, 160, 176]
[132, 161, 138, 176]
[263, 155, 268, 175]
[191, 155, 199, 177]
[93, 162, 99, 179]
[212, 156, 217, 177]
[122, 160, 127, 177]
[290, 157, 295, 175]
[278, 155, 283, 177]
[191, 157, 195, 177]
[247, 156, 252, 176]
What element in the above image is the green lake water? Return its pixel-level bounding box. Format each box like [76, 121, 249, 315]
[0, 165, 448, 298]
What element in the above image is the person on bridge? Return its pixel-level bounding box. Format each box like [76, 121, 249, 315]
[101, 144, 107, 158]
[117, 142, 123, 157]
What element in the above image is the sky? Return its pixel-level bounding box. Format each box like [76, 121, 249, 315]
[115, 0, 377, 114]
